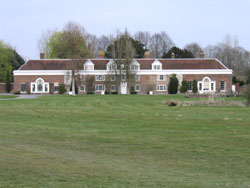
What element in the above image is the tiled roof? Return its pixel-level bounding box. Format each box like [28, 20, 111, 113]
[19, 58, 227, 70]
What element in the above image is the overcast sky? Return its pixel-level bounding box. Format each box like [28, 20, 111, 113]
[0, 0, 249, 60]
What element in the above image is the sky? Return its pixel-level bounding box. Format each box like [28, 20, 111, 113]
[0, 0, 250, 60]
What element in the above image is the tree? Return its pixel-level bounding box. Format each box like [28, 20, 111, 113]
[204, 35, 250, 76]
[149, 32, 174, 58]
[180, 80, 188, 93]
[192, 80, 198, 93]
[134, 31, 151, 50]
[168, 74, 179, 94]
[162, 47, 194, 58]
[0, 41, 13, 83]
[108, 30, 136, 94]
[246, 68, 250, 84]
[105, 36, 145, 58]
[184, 43, 203, 58]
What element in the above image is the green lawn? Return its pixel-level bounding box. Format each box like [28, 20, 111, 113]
[0, 95, 249, 188]
[0, 95, 17, 99]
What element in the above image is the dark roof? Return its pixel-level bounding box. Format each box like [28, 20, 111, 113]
[19, 58, 227, 70]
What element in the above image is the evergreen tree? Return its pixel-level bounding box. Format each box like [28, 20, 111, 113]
[168, 74, 179, 94]
[162, 47, 194, 58]
[180, 80, 188, 93]
[192, 80, 198, 93]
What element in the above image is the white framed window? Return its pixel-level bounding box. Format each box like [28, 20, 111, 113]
[80, 85, 85, 92]
[131, 64, 139, 70]
[188, 81, 192, 91]
[198, 82, 202, 91]
[95, 84, 105, 91]
[30, 78, 49, 93]
[84, 59, 94, 70]
[80, 75, 85, 81]
[111, 75, 115, 81]
[54, 83, 59, 93]
[157, 84, 166, 91]
[157, 75, 166, 81]
[135, 85, 140, 91]
[110, 85, 116, 91]
[135, 75, 140, 81]
[20, 83, 26, 93]
[108, 64, 116, 71]
[121, 64, 124, 69]
[153, 65, 161, 70]
[220, 81, 225, 91]
[96, 75, 105, 81]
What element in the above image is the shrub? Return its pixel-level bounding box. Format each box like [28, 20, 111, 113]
[5, 70, 12, 93]
[58, 84, 67, 94]
[111, 92, 118, 94]
[245, 85, 250, 106]
[130, 91, 137, 94]
[180, 80, 188, 93]
[168, 74, 179, 94]
[14, 90, 20, 95]
[87, 91, 94, 94]
[105, 91, 110, 95]
[192, 80, 198, 93]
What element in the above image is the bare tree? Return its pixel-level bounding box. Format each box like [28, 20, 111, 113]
[204, 35, 250, 75]
[134, 31, 151, 50]
[184, 42, 203, 58]
[37, 28, 57, 57]
[97, 35, 112, 52]
[108, 30, 137, 94]
[149, 32, 174, 58]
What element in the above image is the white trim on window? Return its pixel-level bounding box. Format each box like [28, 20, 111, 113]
[135, 85, 140, 91]
[110, 85, 116, 91]
[54, 83, 59, 93]
[20, 83, 27, 93]
[135, 75, 140, 81]
[157, 75, 166, 81]
[156, 84, 166, 91]
[30, 78, 49, 94]
[95, 84, 105, 91]
[79, 85, 85, 92]
[95, 75, 105, 81]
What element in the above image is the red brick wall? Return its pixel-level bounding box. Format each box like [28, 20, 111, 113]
[14, 74, 232, 94]
[14, 75, 64, 93]
[0, 83, 14, 93]
[183, 74, 232, 92]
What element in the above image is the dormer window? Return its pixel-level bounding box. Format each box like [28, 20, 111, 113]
[107, 59, 117, 71]
[152, 59, 162, 70]
[121, 64, 124, 69]
[84, 59, 94, 71]
[131, 59, 140, 70]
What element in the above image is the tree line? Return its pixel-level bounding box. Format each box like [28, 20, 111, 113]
[0, 40, 25, 92]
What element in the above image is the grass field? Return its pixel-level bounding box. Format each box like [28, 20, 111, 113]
[0, 95, 249, 188]
[0, 95, 17, 99]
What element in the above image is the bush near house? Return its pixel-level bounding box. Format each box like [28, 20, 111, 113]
[168, 74, 179, 94]
[192, 80, 198, 93]
[180, 80, 188, 93]
[245, 85, 250, 106]
[58, 84, 67, 94]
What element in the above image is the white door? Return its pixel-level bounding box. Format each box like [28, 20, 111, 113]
[121, 81, 127, 94]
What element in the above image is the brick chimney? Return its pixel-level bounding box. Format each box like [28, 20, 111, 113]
[144, 51, 150, 58]
[199, 51, 205, 58]
[40, 53, 45, 59]
[171, 52, 175, 59]
[98, 51, 105, 59]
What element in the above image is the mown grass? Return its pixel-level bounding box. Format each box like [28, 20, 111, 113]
[0, 95, 17, 99]
[0, 95, 249, 188]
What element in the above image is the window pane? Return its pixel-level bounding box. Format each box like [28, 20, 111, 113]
[21, 84, 26, 92]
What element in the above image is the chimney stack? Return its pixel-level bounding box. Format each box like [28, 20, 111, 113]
[171, 52, 175, 59]
[98, 51, 105, 59]
[199, 51, 205, 58]
[144, 51, 150, 58]
[40, 53, 45, 59]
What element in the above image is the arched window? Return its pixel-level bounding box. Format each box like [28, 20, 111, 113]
[203, 77, 210, 91]
[37, 79, 44, 92]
